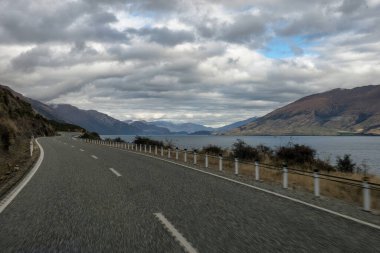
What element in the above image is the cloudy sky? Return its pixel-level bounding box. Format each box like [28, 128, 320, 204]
[0, 0, 379, 126]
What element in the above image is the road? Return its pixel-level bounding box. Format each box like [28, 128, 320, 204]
[0, 134, 379, 252]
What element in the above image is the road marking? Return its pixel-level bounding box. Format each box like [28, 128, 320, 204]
[126, 150, 380, 230]
[71, 145, 75, 148]
[80, 149, 85, 152]
[154, 213, 198, 253]
[0, 139, 44, 213]
[91, 155, 98, 159]
[63, 142, 67, 145]
[109, 168, 122, 177]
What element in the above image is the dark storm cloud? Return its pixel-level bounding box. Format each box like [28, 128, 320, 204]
[0, 1, 126, 44]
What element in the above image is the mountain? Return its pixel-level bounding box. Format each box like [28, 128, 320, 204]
[147, 121, 214, 133]
[129, 120, 171, 135]
[228, 85, 380, 136]
[27, 101, 171, 135]
[216, 117, 257, 132]
[189, 130, 213, 135]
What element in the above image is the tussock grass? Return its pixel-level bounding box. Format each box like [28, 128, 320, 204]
[150, 148, 380, 211]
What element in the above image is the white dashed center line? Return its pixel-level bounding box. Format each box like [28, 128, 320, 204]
[154, 213, 198, 253]
[91, 155, 98, 159]
[80, 149, 85, 152]
[109, 168, 122, 177]
[71, 145, 75, 148]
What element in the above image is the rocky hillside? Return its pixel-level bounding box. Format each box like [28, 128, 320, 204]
[0, 85, 55, 151]
[228, 85, 380, 136]
[0, 85, 56, 196]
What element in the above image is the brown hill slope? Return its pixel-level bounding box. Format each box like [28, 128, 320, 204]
[0, 85, 56, 196]
[228, 85, 380, 136]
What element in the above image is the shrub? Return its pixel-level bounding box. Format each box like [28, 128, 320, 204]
[133, 136, 164, 147]
[312, 159, 335, 172]
[202, 145, 223, 155]
[113, 137, 125, 143]
[275, 144, 316, 165]
[336, 154, 356, 173]
[79, 131, 100, 140]
[231, 139, 259, 161]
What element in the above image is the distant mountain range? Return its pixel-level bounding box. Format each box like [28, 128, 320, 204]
[25, 95, 252, 135]
[27, 102, 171, 135]
[146, 121, 214, 133]
[3, 84, 379, 136]
[228, 85, 380, 136]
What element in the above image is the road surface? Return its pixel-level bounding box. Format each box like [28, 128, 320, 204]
[0, 134, 379, 252]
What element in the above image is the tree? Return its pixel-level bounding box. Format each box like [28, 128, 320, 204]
[336, 154, 355, 173]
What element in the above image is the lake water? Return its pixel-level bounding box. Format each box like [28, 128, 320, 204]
[102, 135, 380, 175]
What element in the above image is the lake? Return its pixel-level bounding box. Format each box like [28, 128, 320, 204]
[101, 135, 380, 175]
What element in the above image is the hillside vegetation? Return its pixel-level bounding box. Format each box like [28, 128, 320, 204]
[0, 85, 57, 196]
[228, 85, 380, 135]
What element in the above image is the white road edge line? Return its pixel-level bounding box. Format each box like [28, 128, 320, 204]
[0, 138, 44, 214]
[109, 168, 122, 177]
[154, 213, 198, 253]
[91, 155, 98, 159]
[118, 148, 380, 230]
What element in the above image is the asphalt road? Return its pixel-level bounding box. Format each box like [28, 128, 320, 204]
[0, 134, 379, 252]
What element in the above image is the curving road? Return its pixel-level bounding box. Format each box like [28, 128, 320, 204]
[0, 134, 379, 252]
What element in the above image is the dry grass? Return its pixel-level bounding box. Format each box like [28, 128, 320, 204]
[0, 139, 40, 198]
[134, 148, 380, 211]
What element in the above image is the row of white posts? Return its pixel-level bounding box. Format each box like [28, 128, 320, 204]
[85, 138, 372, 212]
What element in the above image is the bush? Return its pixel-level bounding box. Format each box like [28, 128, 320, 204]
[202, 145, 223, 155]
[133, 136, 164, 147]
[275, 144, 316, 165]
[113, 137, 125, 143]
[336, 154, 356, 173]
[79, 132, 100, 140]
[312, 159, 335, 172]
[231, 139, 259, 161]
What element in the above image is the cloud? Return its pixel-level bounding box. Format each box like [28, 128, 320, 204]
[1, 0, 380, 126]
[126, 27, 195, 46]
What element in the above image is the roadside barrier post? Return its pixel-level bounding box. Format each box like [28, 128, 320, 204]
[313, 169, 320, 197]
[144, 144, 147, 153]
[175, 148, 179, 160]
[255, 161, 260, 181]
[155, 146, 157, 155]
[363, 177, 371, 211]
[184, 149, 187, 162]
[234, 158, 239, 175]
[127, 143, 130, 149]
[30, 138, 33, 157]
[205, 154, 209, 168]
[140, 144, 142, 152]
[283, 164, 288, 189]
[149, 145, 152, 153]
[193, 150, 197, 165]
[219, 154, 223, 171]
[168, 148, 171, 158]
[161, 146, 164, 156]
